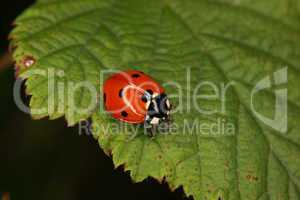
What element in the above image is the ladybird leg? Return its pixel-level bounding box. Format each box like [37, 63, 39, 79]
[167, 118, 172, 132]
[160, 122, 168, 133]
[163, 116, 172, 133]
[148, 117, 160, 136]
[143, 119, 153, 137]
[150, 124, 158, 137]
[144, 124, 154, 137]
[144, 120, 158, 137]
[146, 126, 153, 136]
[148, 127, 154, 137]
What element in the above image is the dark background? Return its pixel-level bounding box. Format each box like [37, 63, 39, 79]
[0, 1, 188, 199]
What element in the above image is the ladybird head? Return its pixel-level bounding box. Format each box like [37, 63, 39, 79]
[145, 92, 171, 125]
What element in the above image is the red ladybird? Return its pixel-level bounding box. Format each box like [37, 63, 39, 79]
[103, 70, 171, 133]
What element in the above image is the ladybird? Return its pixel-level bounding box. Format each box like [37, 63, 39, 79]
[103, 70, 171, 134]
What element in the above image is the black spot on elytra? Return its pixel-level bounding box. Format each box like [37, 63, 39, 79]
[132, 73, 140, 78]
[119, 88, 123, 97]
[141, 95, 148, 103]
[103, 93, 106, 103]
[146, 89, 153, 95]
[121, 111, 128, 117]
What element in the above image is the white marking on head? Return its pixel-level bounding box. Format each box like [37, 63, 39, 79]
[166, 99, 170, 109]
[145, 115, 150, 120]
[150, 117, 160, 125]
[145, 101, 150, 110]
[152, 99, 159, 112]
[152, 93, 159, 98]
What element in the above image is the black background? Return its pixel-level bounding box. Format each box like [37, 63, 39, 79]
[0, 1, 189, 199]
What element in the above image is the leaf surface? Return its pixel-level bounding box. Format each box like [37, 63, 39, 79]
[11, 0, 300, 199]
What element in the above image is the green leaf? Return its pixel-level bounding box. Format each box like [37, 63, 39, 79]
[11, 0, 300, 199]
